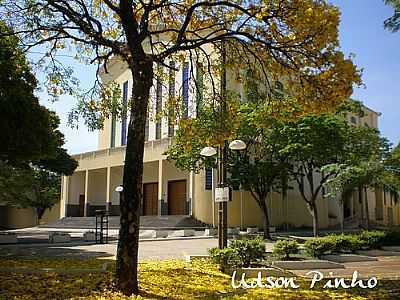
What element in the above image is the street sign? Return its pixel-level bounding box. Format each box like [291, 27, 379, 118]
[215, 187, 230, 202]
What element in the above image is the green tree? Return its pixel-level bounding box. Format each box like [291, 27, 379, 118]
[385, 0, 400, 32]
[0, 21, 77, 220]
[0, 165, 61, 221]
[324, 126, 392, 231]
[280, 114, 349, 237]
[0, 22, 71, 167]
[1, 0, 361, 294]
[228, 104, 291, 240]
[168, 102, 291, 240]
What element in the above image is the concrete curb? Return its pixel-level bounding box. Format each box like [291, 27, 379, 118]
[321, 254, 378, 263]
[0, 262, 112, 274]
[272, 260, 344, 270]
[357, 250, 400, 257]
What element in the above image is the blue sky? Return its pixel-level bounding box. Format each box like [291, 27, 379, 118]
[38, 0, 400, 154]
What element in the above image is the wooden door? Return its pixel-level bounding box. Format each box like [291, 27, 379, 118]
[168, 180, 187, 215]
[79, 194, 85, 217]
[143, 183, 158, 216]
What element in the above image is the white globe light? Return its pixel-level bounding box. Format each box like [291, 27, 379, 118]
[115, 185, 123, 192]
[200, 146, 217, 157]
[229, 140, 247, 151]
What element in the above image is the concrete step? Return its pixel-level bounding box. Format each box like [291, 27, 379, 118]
[41, 215, 207, 230]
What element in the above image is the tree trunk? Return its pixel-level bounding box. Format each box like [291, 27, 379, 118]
[36, 207, 45, 221]
[358, 185, 364, 228]
[308, 202, 319, 237]
[364, 186, 370, 230]
[281, 175, 288, 232]
[116, 57, 153, 296]
[339, 196, 344, 234]
[261, 199, 271, 240]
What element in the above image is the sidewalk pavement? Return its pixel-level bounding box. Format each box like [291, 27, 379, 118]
[0, 238, 276, 260]
[293, 256, 400, 280]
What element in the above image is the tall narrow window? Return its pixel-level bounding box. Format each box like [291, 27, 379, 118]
[110, 114, 116, 148]
[121, 81, 128, 146]
[155, 67, 162, 140]
[168, 60, 176, 137]
[145, 109, 149, 141]
[205, 168, 212, 190]
[196, 63, 204, 116]
[182, 62, 189, 118]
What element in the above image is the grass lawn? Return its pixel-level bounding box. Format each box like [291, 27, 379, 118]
[0, 258, 398, 299]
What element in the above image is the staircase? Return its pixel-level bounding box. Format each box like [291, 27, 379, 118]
[41, 215, 207, 230]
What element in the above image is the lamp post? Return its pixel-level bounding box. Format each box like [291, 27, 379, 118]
[201, 41, 247, 249]
[200, 139, 246, 249]
[115, 185, 123, 216]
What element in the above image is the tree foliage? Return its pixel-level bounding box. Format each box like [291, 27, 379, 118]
[279, 113, 349, 236]
[323, 124, 394, 230]
[167, 100, 292, 239]
[0, 22, 69, 166]
[0, 164, 61, 220]
[0, 21, 77, 219]
[384, 0, 400, 32]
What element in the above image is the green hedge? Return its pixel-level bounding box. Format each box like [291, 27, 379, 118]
[304, 237, 335, 258]
[304, 231, 400, 258]
[208, 238, 265, 267]
[358, 230, 386, 249]
[272, 239, 299, 259]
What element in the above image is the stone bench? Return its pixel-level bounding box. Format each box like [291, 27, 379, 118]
[247, 227, 259, 234]
[49, 232, 71, 243]
[168, 229, 195, 237]
[204, 228, 217, 236]
[152, 230, 169, 238]
[227, 228, 240, 235]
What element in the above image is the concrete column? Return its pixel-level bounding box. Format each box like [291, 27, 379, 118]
[84, 169, 89, 217]
[188, 171, 195, 216]
[60, 176, 69, 218]
[60, 176, 65, 218]
[158, 159, 164, 216]
[106, 167, 111, 212]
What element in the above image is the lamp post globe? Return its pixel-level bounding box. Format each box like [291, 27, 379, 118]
[115, 185, 123, 193]
[200, 146, 217, 157]
[229, 139, 246, 151]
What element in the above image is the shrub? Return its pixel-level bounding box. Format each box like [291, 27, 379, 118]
[272, 239, 299, 260]
[304, 237, 335, 258]
[229, 238, 265, 267]
[208, 247, 241, 268]
[382, 231, 400, 246]
[330, 234, 363, 253]
[358, 230, 386, 249]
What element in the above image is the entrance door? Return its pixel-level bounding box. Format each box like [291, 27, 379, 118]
[143, 183, 158, 216]
[168, 180, 187, 215]
[79, 194, 85, 217]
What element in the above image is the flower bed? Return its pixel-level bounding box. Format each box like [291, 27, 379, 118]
[0, 258, 397, 299]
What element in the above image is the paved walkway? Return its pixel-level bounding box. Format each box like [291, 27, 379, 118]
[293, 256, 400, 280]
[0, 238, 276, 260]
[1, 238, 400, 281]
